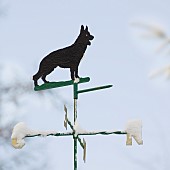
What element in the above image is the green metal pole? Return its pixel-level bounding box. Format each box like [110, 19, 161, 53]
[73, 83, 78, 170]
[73, 99, 78, 170]
[74, 136, 77, 170]
[74, 99, 77, 122]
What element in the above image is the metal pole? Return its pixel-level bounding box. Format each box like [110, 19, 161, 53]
[74, 99, 77, 122]
[74, 136, 77, 170]
[73, 83, 78, 170]
[73, 98, 78, 170]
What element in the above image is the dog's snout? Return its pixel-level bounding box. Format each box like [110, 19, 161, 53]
[90, 35, 94, 40]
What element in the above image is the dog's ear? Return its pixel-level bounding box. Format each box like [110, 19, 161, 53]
[80, 25, 84, 32]
[85, 26, 88, 31]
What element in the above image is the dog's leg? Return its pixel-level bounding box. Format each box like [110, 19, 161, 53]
[70, 67, 79, 83]
[74, 66, 80, 83]
[33, 71, 42, 86]
[70, 68, 75, 80]
[41, 68, 54, 83]
[42, 75, 49, 83]
[33, 80, 38, 86]
[70, 66, 79, 83]
[75, 66, 80, 78]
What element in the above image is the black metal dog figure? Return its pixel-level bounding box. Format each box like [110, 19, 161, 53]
[33, 25, 94, 86]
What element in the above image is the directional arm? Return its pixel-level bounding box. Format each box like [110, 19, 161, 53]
[34, 77, 90, 91]
[11, 120, 143, 154]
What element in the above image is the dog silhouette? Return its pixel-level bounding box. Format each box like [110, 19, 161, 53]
[33, 25, 94, 86]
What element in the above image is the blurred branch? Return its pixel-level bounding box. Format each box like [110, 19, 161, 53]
[131, 21, 170, 52]
[149, 65, 170, 79]
[131, 21, 170, 80]
[131, 21, 167, 39]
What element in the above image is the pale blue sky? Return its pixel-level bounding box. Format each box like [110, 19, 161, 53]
[1, 0, 170, 170]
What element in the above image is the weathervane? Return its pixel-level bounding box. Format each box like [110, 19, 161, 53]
[11, 77, 143, 170]
[11, 26, 143, 170]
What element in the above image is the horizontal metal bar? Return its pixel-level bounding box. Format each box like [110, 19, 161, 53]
[78, 85, 113, 94]
[25, 130, 126, 138]
[78, 131, 127, 136]
[25, 132, 73, 138]
[34, 77, 90, 91]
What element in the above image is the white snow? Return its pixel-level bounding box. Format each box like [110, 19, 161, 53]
[11, 122, 57, 149]
[73, 120, 87, 136]
[11, 122, 30, 149]
[74, 78, 80, 83]
[125, 120, 143, 145]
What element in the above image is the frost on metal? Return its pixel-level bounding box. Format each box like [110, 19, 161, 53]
[125, 120, 143, 145]
[74, 78, 80, 83]
[11, 122, 31, 149]
[11, 122, 56, 149]
[74, 120, 87, 136]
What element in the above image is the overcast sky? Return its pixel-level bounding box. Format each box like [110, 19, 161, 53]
[1, 0, 170, 170]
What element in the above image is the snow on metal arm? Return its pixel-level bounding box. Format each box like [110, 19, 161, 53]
[125, 120, 143, 145]
[11, 122, 72, 149]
